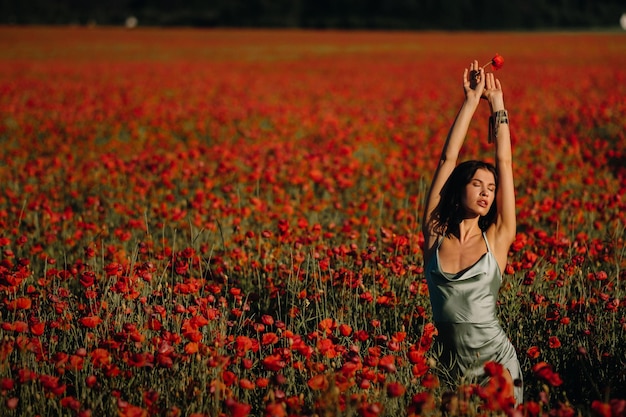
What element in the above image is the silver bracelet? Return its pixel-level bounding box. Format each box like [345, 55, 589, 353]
[488, 109, 509, 143]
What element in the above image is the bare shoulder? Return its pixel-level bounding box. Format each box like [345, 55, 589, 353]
[486, 226, 514, 250]
[485, 226, 513, 271]
[422, 230, 441, 266]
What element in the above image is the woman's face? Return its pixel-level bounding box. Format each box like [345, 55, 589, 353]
[461, 168, 496, 217]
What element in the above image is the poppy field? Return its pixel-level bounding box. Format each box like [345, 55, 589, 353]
[0, 27, 625, 416]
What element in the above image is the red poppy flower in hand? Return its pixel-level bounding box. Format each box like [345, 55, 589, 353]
[484, 53, 504, 71]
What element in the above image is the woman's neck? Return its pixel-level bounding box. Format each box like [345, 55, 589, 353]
[450, 218, 482, 243]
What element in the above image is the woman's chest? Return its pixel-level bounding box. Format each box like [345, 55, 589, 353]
[438, 237, 488, 275]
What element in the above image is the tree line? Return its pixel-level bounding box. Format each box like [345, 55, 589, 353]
[2, 0, 625, 30]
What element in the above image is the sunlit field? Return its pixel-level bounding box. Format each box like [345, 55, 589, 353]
[0, 26, 625, 416]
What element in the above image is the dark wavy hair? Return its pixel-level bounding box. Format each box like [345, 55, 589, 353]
[431, 160, 498, 236]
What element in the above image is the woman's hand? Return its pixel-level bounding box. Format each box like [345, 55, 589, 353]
[463, 60, 485, 103]
[482, 72, 505, 111]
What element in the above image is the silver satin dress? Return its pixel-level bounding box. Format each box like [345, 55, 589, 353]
[426, 233, 523, 405]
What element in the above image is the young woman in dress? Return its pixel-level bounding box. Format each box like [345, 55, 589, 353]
[421, 59, 523, 406]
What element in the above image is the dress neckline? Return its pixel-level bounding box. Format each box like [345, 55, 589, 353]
[436, 232, 491, 277]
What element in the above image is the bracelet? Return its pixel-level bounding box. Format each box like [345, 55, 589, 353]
[488, 109, 509, 143]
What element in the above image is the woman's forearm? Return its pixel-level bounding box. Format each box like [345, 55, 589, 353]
[441, 98, 480, 162]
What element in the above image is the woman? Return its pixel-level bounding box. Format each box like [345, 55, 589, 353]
[421, 60, 523, 406]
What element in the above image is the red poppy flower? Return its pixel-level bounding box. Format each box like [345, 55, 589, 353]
[11, 321, 29, 333]
[239, 378, 255, 390]
[79, 271, 96, 288]
[409, 392, 435, 415]
[225, 398, 252, 417]
[483, 53, 504, 71]
[408, 348, 424, 364]
[6, 397, 18, 410]
[591, 401, 612, 417]
[183, 329, 203, 343]
[104, 262, 123, 277]
[358, 402, 382, 417]
[30, 322, 45, 336]
[483, 361, 504, 377]
[85, 375, 97, 388]
[127, 352, 152, 368]
[548, 336, 561, 349]
[234, 335, 254, 355]
[262, 354, 286, 372]
[59, 396, 81, 411]
[180, 342, 196, 355]
[309, 168, 324, 184]
[290, 337, 312, 358]
[233, 358, 249, 371]
[68, 355, 84, 371]
[386, 381, 406, 398]
[532, 361, 563, 387]
[156, 354, 173, 368]
[264, 403, 287, 417]
[222, 370, 237, 386]
[420, 373, 440, 389]
[7, 296, 32, 310]
[318, 317, 336, 335]
[118, 404, 149, 417]
[353, 330, 369, 342]
[317, 338, 338, 358]
[360, 292, 373, 303]
[526, 346, 541, 359]
[256, 377, 269, 388]
[39, 374, 59, 390]
[338, 323, 352, 336]
[413, 361, 430, 379]
[1, 378, 14, 390]
[378, 355, 396, 373]
[79, 316, 103, 329]
[340, 361, 362, 378]
[421, 323, 438, 346]
[18, 368, 37, 383]
[90, 348, 111, 368]
[307, 374, 329, 391]
[261, 332, 279, 345]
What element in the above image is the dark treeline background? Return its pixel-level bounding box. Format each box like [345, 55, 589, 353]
[2, 0, 625, 30]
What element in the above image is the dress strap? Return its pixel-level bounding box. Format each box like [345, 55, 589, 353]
[482, 232, 493, 253]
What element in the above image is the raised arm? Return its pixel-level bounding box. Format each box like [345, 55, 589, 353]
[483, 73, 516, 264]
[422, 60, 485, 254]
